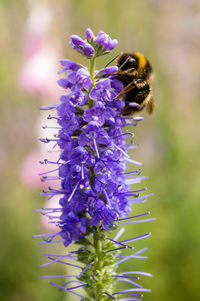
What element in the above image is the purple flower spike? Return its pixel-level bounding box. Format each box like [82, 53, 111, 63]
[36, 28, 153, 301]
[85, 28, 94, 41]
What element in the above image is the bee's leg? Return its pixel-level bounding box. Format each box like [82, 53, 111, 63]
[146, 95, 154, 114]
[113, 81, 136, 100]
[95, 70, 118, 79]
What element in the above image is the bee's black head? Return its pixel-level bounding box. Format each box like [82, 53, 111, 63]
[117, 52, 152, 79]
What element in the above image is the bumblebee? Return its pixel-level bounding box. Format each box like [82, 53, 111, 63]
[115, 52, 154, 116]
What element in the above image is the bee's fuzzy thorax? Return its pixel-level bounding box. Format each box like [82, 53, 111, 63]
[134, 52, 147, 76]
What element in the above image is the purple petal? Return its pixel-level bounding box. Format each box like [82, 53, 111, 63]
[57, 78, 72, 89]
[70, 35, 85, 47]
[85, 28, 95, 41]
[83, 43, 94, 57]
[60, 59, 79, 70]
[108, 39, 118, 50]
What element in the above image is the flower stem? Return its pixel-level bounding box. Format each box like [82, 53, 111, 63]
[93, 228, 104, 301]
[90, 55, 96, 84]
[88, 54, 96, 108]
[94, 229, 102, 271]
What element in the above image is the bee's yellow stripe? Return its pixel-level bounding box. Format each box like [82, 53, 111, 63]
[135, 52, 146, 76]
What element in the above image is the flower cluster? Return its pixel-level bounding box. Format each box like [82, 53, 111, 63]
[35, 29, 154, 301]
[71, 28, 118, 58]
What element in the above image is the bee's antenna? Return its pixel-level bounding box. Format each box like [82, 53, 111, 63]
[105, 53, 121, 67]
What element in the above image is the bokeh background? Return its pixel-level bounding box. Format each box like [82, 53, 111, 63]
[1, 0, 200, 300]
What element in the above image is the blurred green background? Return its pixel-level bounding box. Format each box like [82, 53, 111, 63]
[0, 0, 200, 300]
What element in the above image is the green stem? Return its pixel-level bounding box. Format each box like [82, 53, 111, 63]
[90, 55, 96, 84]
[88, 55, 96, 108]
[94, 229, 101, 271]
[93, 229, 104, 301]
[86, 54, 109, 301]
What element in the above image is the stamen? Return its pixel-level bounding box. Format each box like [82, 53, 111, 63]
[107, 238, 134, 250]
[129, 193, 153, 203]
[119, 271, 153, 277]
[128, 145, 139, 150]
[113, 143, 130, 158]
[113, 132, 134, 140]
[116, 297, 141, 301]
[107, 247, 126, 253]
[67, 181, 80, 202]
[45, 256, 82, 269]
[40, 105, 57, 110]
[117, 212, 150, 221]
[67, 283, 87, 290]
[45, 215, 60, 219]
[42, 125, 61, 130]
[116, 255, 148, 266]
[125, 177, 147, 185]
[40, 275, 77, 279]
[102, 292, 116, 300]
[113, 227, 125, 241]
[40, 160, 62, 165]
[67, 290, 85, 299]
[39, 239, 64, 245]
[37, 208, 61, 213]
[123, 170, 141, 175]
[49, 282, 85, 299]
[32, 232, 59, 238]
[40, 255, 69, 267]
[62, 280, 85, 288]
[115, 294, 142, 300]
[93, 138, 100, 158]
[118, 188, 147, 195]
[115, 278, 142, 289]
[120, 116, 138, 119]
[81, 163, 85, 179]
[104, 189, 111, 206]
[44, 253, 77, 261]
[124, 157, 142, 166]
[114, 288, 151, 293]
[79, 261, 92, 277]
[118, 218, 155, 225]
[43, 253, 68, 257]
[47, 115, 61, 120]
[39, 138, 50, 143]
[120, 233, 151, 244]
[112, 275, 139, 280]
[39, 168, 58, 176]
[114, 248, 148, 265]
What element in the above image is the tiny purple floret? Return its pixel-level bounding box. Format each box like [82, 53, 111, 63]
[85, 28, 94, 41]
